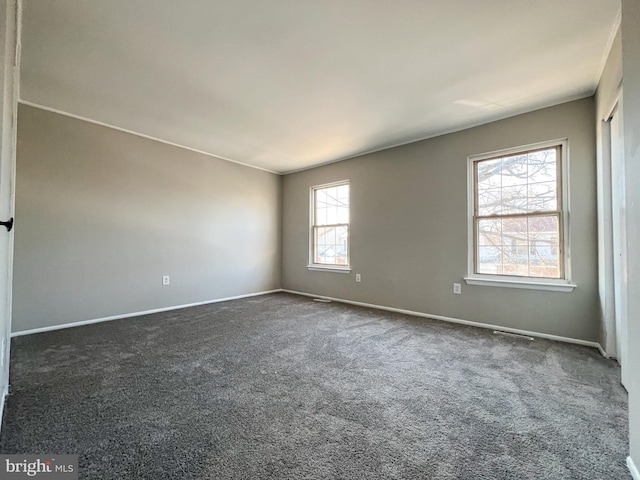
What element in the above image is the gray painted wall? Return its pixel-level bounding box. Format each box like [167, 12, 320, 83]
[622, 0, 640, 470]
[283, 98, 598, 341]
[12, 104, 281, 333]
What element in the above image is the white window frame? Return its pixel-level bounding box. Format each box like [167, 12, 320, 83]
[307, 180, 351, 273]
[464, 139, 576, 292]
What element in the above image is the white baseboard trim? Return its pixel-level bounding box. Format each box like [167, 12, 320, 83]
[0, 383, 8, 432]
[596, 343, 611, 359]
[282, 289, 603, 351]
[629, 456, 640, 480]
[12, 288, 607, 354]
[11, 289, 283, 337]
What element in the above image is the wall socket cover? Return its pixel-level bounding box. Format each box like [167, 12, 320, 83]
[355, 274, 361, 282]
[162, 275, 170, 286]
[453, 283, 462, 294]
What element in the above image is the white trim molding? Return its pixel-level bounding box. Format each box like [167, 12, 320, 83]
[464, 276, 576, 292]
[282, 289, 604, 351]
[11, 289, 283, 337]
[596, 343, 610, 359]
[629, 456, 640, 480]
[306, 265, 351, 273]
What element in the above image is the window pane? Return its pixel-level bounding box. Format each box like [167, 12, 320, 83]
[316, 189, 327, 209]
[502, 244, 529, 276]
[479, 218, 532, 275]
[478, 219, 501, 246]
[337, 184, 349, 200]
[475, 147, 558, 216]
[323, 187, 336, 225]
[475, 214, 560, 278]
[337, 207, 349, 224]
[501, 154, 528, 186]
[477, 158, 502, 189]
[337, 184, 350, 223]
[327, 187, 340, 209]
[501, 184, 529, 214]
[315, 184, 349, 226]
[528, 215, 559, 244]
[326, 205, 339, 224]
[528, 182, 557, 211]
[477, 188, 502, 216]
[315, 184, 350, 227]
[502, 217, 528, 245]
[316, 207, 327, 226]
[315, 226, 335, 264]
[528, 216, 560, 278]
[528, 149, 557, 184]
[314, 226, 349, 265]
[335, 226, 349, 265]
[478, 246, 502, 274]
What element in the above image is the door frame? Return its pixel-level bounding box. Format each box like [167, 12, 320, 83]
[0, 0, 20, 423]
[601, 91, 628, 388]
[608, 97, 629, 387]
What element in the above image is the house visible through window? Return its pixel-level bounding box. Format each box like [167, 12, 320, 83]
[310, 181, 349, 269]
[470, 142, 566, 281]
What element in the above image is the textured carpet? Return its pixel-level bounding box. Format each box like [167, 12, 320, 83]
[0, 293, 628, 479]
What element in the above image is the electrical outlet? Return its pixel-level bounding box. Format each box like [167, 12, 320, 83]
[355, 274, 361, 283]
[453, 283, 462, 294]
[162, 275, 170, 286]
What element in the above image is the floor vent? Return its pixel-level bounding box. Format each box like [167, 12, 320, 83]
[493, 330, 534, 341]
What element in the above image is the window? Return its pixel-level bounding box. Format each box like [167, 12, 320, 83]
[465, 140, 575, 291]
[309, 181, 350, 271]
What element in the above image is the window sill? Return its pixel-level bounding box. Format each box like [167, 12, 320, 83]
[464, 276, 576, 292]
[307, 265, 352, 273]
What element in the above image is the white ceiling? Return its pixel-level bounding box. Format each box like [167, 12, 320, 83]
[20, 0, 620, 174]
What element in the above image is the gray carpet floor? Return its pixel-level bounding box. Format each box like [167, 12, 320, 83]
[0, 293, 629, 479]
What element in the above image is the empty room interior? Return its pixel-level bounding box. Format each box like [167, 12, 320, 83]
[0, 0, 639, 478]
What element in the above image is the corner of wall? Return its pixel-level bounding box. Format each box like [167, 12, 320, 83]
[277, 173, 284, 289]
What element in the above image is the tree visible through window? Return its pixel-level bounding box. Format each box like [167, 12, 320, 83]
[311, 181, 349, 267]
[473, 145, 563, 278]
